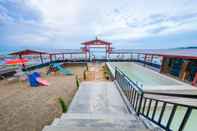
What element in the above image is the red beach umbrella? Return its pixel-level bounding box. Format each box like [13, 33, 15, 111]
[5, 58, 29, 65]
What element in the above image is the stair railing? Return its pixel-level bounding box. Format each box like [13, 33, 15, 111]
[115, 67, 197, 131]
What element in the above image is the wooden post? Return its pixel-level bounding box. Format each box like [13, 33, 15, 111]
[160, 56, 165, 73]
[179, 61, 189, 80]
[160, 57, 170, 74]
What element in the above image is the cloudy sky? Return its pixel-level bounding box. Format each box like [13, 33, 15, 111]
[0, 0, 197, 53]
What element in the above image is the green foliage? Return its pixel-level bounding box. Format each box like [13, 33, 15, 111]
[58, 97, 68, 113]
[75, 75, 80, 88]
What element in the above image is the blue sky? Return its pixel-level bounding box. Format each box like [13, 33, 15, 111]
[0, 0, 197, 53]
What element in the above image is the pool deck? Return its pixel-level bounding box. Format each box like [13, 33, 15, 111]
[107, 62, 197, 106]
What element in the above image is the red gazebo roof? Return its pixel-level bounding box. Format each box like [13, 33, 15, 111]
[9, 49, 48, 56]
[81, 38, 112, 45]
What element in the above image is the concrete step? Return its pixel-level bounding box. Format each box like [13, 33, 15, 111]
[43, 126, 150, 131]
[42, 113, 148, 131]
[60, 113, 136, 121]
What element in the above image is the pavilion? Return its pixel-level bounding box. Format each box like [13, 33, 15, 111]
[81, 37, 113, 60]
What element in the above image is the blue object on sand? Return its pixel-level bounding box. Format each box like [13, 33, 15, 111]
[54, 64, 73, 75]
[48, 63, 73, 76]
[28, 72, 41, 87]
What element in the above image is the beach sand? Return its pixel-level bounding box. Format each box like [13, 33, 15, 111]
[0, 64, 86, 131]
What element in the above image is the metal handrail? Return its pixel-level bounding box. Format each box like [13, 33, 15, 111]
[144, 91, 197, 99]
[115, 66, 144, 93]
[115, 67, 197, 131]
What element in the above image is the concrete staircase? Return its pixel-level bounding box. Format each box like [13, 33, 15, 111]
[43, 113, 149, 131]
[42, 81, 151, 131]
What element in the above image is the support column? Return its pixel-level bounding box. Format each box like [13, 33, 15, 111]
[150, 55, 154, 63]
[40, 53, 43, 64]
[160, 57, 170, 73]
[54, 55, 57, 61]
[130, 53, 133, 61]
[179, 61, 189, 80]
[137, 53, 140, 61]
[19, 54, 26, 69]
[49, 54, 52, 62]
[85, 52, 87, 60]
[62, 54, 64, 61]
[144, 54, 147, 66]
[70, 53, 72, 60]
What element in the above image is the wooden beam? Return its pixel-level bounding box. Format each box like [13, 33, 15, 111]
[179, 61, 189, 80]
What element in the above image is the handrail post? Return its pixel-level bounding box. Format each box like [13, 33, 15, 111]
[115, 66, 117, 80]
[137, 92, 144, 116]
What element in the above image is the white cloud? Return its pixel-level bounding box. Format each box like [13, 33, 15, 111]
[9, 33, 50, 44]
[1, 0, 197, 47]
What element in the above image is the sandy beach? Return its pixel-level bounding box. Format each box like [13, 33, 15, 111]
[0, 64, 86, 131]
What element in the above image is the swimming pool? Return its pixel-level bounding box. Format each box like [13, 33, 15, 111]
[107, 62, 193, 90]
[107, 62, 197, 131]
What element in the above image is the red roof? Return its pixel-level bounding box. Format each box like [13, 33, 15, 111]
[9, 49, 48, 56]
[81, 38, 112, 45]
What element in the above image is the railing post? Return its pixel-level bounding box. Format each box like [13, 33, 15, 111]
[115, 66, 117, 80]
[137, 92, 144, 116]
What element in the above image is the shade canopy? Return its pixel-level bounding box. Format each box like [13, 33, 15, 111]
[9, 49, 48, 56]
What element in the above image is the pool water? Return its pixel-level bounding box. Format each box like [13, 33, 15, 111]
[110, 62, 182, 87]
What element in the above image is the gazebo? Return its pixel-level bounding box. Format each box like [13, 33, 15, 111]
[81, 37, 113, 60]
